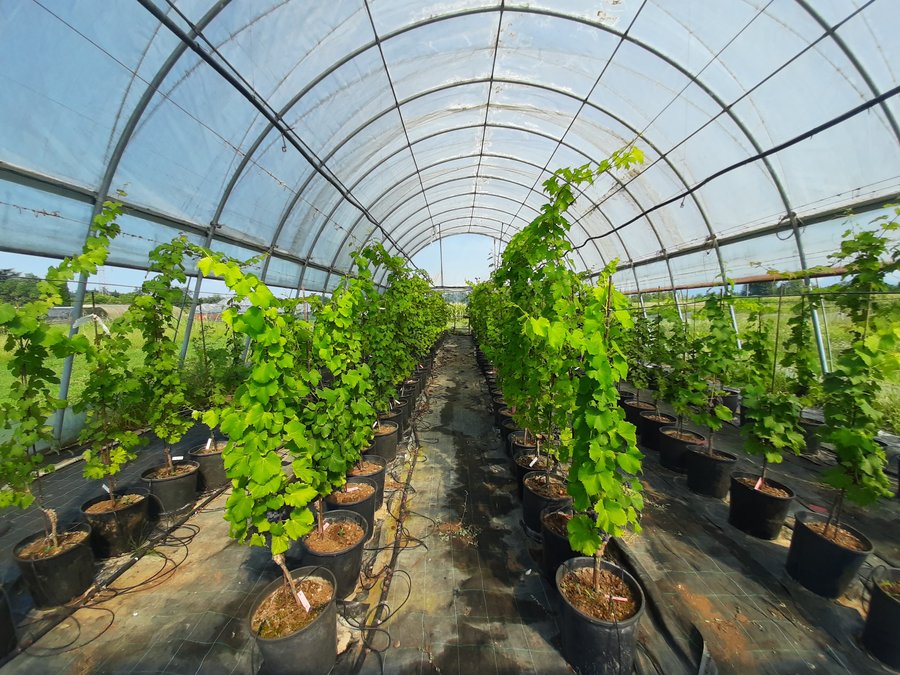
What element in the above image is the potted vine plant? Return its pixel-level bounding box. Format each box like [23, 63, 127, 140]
[1, 197, 126, 606]
[491, 148, 649, 673]
[186, 294, 248, 490]
[296, 258, 378, 600]
[728, 308, 804, 538]
[785, 213, 896, 599]
[684, 287, 741, 497]
[77, 294, 150, 558]
[197, 251, 342, 673]
[562, 262, 646, 675]
[658, 324, 708, 473]
[133, 238, 198, 516]
[622, 313, 656, 434]
[780, 290, 824, 455]
[637, 311, 677, 450]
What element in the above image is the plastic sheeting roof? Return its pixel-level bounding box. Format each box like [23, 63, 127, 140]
[1, 0, 898, 294]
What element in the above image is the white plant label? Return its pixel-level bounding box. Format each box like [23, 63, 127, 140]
[297, 590, 311, 612]
[347, 485, 359, 493]
[172, 456, 184, 461]
[205, 438, 212, 451]
[611, 595, 628, 603]
[102, 484, 110, 493]
[323, 522, 330, 531]
[529, 456, 538, 467]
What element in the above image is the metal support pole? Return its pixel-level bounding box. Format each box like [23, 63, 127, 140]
[672, 289, 684, 321]
[815, 295, 833, 372]
[55, 270, 90, 442]
[729, 304, 742, 349]
[638, 292, 646, 317]
[178, 227, 217, 364]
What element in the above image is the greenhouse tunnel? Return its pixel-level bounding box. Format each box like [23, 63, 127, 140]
[0, 1, 898, 674]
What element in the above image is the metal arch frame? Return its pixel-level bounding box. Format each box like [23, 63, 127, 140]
[183, 1, 891, 311]
[55, 0, 234, 439]
[305, 77, 721, 292]
[407, 226, 514, 256]
[361, 0, 442, 253]
[373, 175, 601, 268]
[198, 4, 813, 296]
[338, 118, 673, 289]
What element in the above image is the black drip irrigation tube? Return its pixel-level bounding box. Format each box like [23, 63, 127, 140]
[346, 362, 436, 672]
[0, 483, 230, 669]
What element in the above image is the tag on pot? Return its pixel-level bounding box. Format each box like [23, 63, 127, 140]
[347, 485, 359, 493]
[297, 590, 311, 612]
[529, 456, 538, 467]
[323, 522, 330, 531]
[754, 477, 764, 491]
[205, 438, 213, 451]
[611, 596, 628, 603]
[172, 456, 184, 461]
[102, 484, 110, 493]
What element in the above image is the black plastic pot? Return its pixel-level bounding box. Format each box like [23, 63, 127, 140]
[862, 566, 900, 668]
[14, 523, 95, 608]
[373, 421, 399, 462]
[720, 387, 741, 416]
[637, 411, 677, 451]
[522, 472, 570, 533]
[298, 510, 369, 600]
[349, 455, 386, 510]
[556, 557, 645, 675]
[617, 390, 635, 409]
[325, 476, 377, 535]
[785, 511, 873, 598]
[728, 473, 794, 540]
[141, 461, 199, 517]
[623, 400, 655, 432]
[540, 505, 576, 581]
[685, 448, 738, 499]
[658, 427, 707, 473]
[0, 583, 16, 659]
[798, 417, 823, 456]
[189, 443, 228, 491]
[395, 398, 411, 434]
[80, 489, 150, 558]
[248, 566, 337, 675]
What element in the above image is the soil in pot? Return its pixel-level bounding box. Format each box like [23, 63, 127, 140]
[144, 463, 196, 480]
[685, 447, 737, 499]
[522, 473, 570, 532]
[623, 400, 655, 430]
[637, 411, 676, 451]
[14, 525, 95, 608]
[556, 558, 645, 675]
[558, 567, 638, 622]
[659, 427, 706, 473]
[304, 521, 366, 554]
[81, 491, 149, 558]
[862, 571, 900, 668]
[251, 575, 334, 639]
[327, 482, 375, 505]
[249, 567, 337, 675]
[785, 511, 873, 598]
[728, 474, 794, 540]
[349, 457, 386, 510]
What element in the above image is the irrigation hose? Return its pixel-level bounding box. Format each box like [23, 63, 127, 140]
[0, 483, 229, 669]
